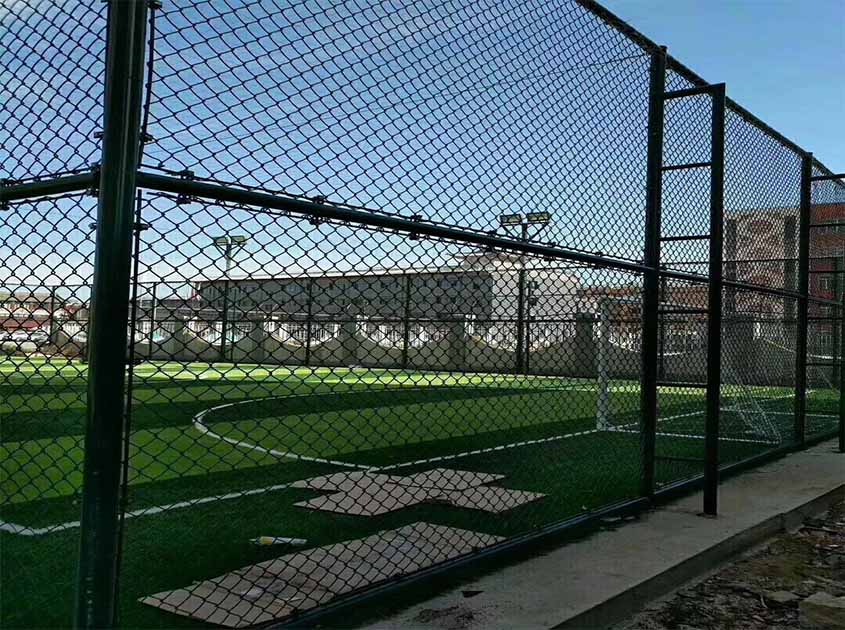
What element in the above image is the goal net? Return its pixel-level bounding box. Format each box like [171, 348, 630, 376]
[594, 296, 793, 447]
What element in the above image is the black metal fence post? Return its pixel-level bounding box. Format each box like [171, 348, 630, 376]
[658, 271, 667, 380]
[639, 48, 666, 498]
[703, 83, 726, 517]
[74, 1, 148, 627]
[834, 257, 841, 388]
[794, 153, 813, 447]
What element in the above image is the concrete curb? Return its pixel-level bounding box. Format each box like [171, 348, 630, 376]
[555, 484, 845, 629]
[359, 441, 844, 630]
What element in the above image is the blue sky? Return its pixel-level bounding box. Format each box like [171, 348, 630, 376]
[602, 0, 844, 173]
[2, 0, 841, 290]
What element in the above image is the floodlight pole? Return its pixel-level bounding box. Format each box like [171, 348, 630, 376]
[220, 278, 231, 361]
[499, 215, 549, 375]
[213, 235, 247, 363]
[305, 278, 315, 367]
[525, 281, 537, 374]
[148, 281, 157, 360]
[223, 242, 236, 273]
[516, 222, 528, 374]
[401, 274, 412, 369]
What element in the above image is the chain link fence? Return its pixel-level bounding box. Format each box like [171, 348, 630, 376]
[2, 0, 843, 627]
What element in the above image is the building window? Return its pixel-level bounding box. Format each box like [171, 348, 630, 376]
[818, 276, 834, 292]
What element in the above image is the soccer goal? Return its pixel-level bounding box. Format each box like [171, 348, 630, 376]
[594, 295, 788, 446]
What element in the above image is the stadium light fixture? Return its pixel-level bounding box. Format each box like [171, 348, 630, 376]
[525, 211, 551, 225]
[212, 234, 249, 273]
[498, 213, 523, 227]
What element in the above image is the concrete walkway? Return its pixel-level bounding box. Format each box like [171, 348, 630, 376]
[363, 440, 844, 630]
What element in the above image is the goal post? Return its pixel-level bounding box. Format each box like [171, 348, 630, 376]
[594, 294, 646, 431]
[593, 294, 786, 446]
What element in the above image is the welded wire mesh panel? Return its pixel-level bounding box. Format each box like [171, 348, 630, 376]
[805, 301, 842, 439]
[809, 175, 845, 300]
[141, 0, 652, 261]
[649, 281, 800, 487]
[662, 68, 805, 293]
[0, 0, 106, 182]
[0, 194, 95, 626]
[805, 175, 845, 439]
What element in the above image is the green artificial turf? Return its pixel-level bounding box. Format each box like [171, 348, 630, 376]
[1, 356, 838, 628]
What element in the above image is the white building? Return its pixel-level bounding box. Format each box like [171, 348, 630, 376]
[191, 253, 581, 322]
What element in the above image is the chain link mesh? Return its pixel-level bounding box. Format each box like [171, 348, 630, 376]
[0, 1, 106, 182]
[1, 193, 95, 624]
[1, 0, 842, 627]
[806, 174, 845, 438]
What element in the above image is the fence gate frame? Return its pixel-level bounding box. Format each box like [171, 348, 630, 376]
[640, 46, 727, 516]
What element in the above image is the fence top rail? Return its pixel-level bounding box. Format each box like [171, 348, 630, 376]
[135, 171, 653, 276]
[0, 172, 96, 204]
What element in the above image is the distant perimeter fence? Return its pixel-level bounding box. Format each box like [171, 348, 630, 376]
[1, 0, 843, 628]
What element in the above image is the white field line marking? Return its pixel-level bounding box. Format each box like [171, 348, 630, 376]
[765, 411, 838, 419]
[613, 404, 786, 443]
[5, 387, 801, 537]
[2, 426, 606, 536]
[5, 408, 604, 537]
[377, 391, 790, 472]
[193, 401, 375, 471]
[0, 521, 51, 535]
[192, 386, 596, 473]
[378, 428, 603, 472]
[1, 481, 298, 537]
[609, 427, 778, 446]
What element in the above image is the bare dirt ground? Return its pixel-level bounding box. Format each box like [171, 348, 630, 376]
[616, 500, 845, 630]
